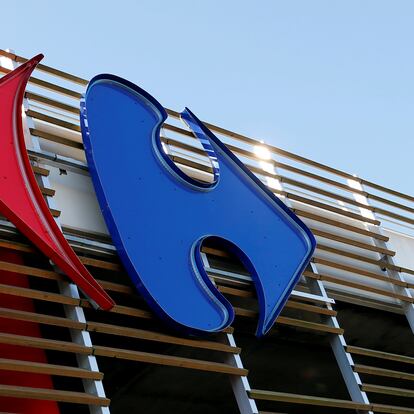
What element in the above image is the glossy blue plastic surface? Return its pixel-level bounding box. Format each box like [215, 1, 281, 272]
[80, 75, 316, 336]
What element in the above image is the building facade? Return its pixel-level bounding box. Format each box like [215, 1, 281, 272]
[0, 49, 413, 414]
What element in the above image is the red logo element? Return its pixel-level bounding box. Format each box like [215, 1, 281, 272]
[0, 54, 115, 310]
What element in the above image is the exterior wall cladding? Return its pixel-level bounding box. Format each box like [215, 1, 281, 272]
[0, 49, 414, 414]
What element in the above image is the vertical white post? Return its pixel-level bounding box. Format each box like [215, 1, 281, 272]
[224, 333, 259, 414]
[27, 115, 110, 414]
[309, 264, 373, 413]
[200, 252, 258, 414]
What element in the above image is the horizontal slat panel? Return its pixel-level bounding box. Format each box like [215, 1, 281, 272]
[347, 346, 414, 365]
[79, 256, 121, 271]
[30, 127, 84, 149]
[1, 223, 402, 313]
[0, 384, 109, 406]
[0, 66, 82, 99]
[0, 305, 236, 356]
[171, 154, 382, 226]
[0, 331, 240, 376]
[86, 321, 240, 354]
[233, 307, 343, 334]
[0, 239, 36, 254]
[0, 283, 79, 306]
[276, 316, 343, 334]
[27, 110, 80, 132]
[26, 92, 80, 114]
[26, 110, 386, 228]
[293, 209, 388, 241]
[372, 404, 414, 414]
[315, 246, 412, 280]
[27, 131, 390, 245]
[26, 90, 414, 222]
[16, 60, 411, 210]
[287, 192, 380, 225]
[0, 307, 85, 330]
[0, 49, 88, 86]
[32, 165, 50, 176]
[312, 228, 394, 256]
[0, 241, 388, 331]
[0, 332, 92, 355]
[0, 225, 405, 323]
[25, 91, 414, 224]
[354, 364, 414, 381]
[283, 299, 336, 316]
[362, 383, 414, 398]
[0, 357, 103, 380]
[304, 271, 413, 303]
[250, 389, 414, 413]
[93, 345, 247, 376]
[217, 285, 336, 316]
[5, 49, 414, 214]
[50, 208, 61, 218]
[40, 186, 55, 197]
[0, 282, 237, 337]
[312, 256, 412, 289]
[166, 134, 414, 224]
[362, 179, 414, 204]
[0, 238, 337, 325]
[0, 260, 64, 281]
[249, 389, 369, 410]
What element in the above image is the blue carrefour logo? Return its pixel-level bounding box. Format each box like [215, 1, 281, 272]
[80, 74, 316, 336]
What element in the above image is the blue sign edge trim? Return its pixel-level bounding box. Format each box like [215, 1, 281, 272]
[80, 73, 316, 337]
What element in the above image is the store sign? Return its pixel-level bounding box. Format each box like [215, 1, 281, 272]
[0, 55, 315, 337]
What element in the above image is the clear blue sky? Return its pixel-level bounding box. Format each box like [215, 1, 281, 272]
[4, 1, 414, 194]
